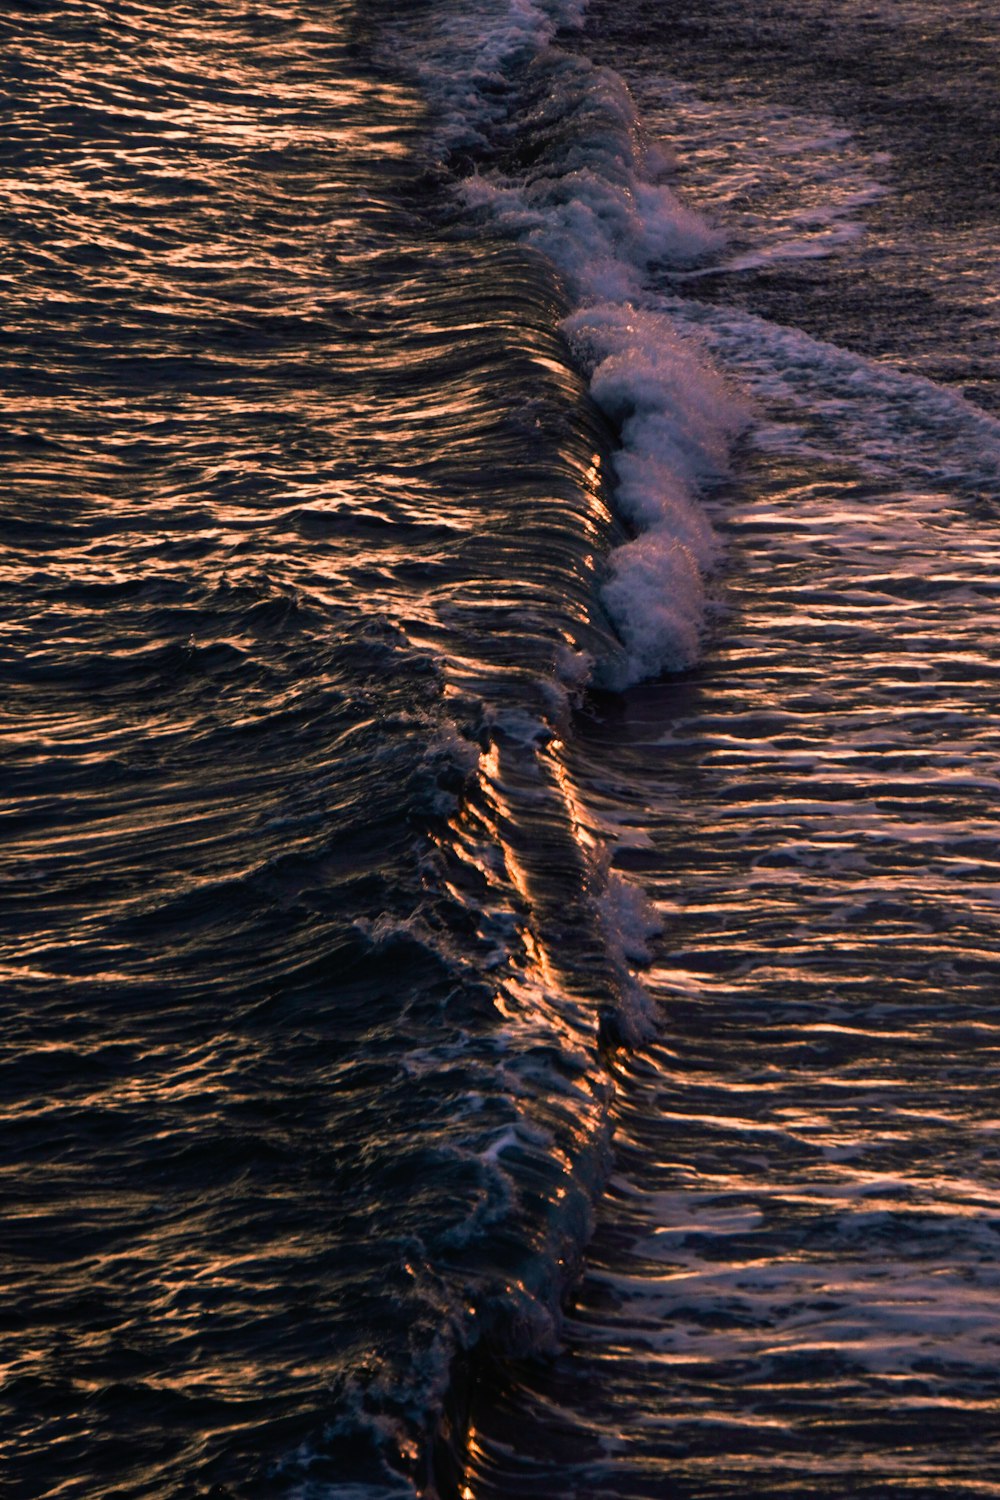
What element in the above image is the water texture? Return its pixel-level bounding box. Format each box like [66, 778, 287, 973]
[461, 0, 1000, 1494]
[3, 0, 1000, 1496]
[2, 4, 631, 1493]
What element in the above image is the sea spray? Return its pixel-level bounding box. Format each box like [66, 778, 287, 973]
[396, 0, 750, 681]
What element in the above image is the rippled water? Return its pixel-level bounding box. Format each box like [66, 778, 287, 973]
[3, 4, 628, 1493]
[4, 0, 1000, 1496]
[464, 0, 1000, 1494]
[469, 435, 1000, 1494]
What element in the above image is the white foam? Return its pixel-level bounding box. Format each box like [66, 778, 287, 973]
[668, 299, 1000, 498]
[562, 302, 746, 680]
[391, 0, 586, 155]
[461, 133, 720, 305]
[598, 869, 662, 964]
[389, 0, 747, 686]
[455, 54, 745, 682]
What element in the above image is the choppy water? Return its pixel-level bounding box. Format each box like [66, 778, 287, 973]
[3, 0, 1000, 1497]
[462, 0, 1000, 1494]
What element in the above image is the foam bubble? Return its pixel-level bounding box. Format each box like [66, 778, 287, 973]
[653, 296, 1000, 513]
[598, 870, 662, 965]
[387, 1, 747, 685]
[563, 302, 747, 681]
[446, 34, 745, 683]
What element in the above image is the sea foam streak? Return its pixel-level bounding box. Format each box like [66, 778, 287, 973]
[398, 0, 748, 684]
[271, 4, 748, 1490]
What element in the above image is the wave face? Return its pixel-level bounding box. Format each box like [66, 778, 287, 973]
[447, 0, 1000, 1495]
[389, 0, 747, 686]
[1, 1, 726, 1495]
[13, 0, 998, 1494]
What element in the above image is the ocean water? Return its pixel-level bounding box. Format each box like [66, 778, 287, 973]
[2, 1, 999, 1498]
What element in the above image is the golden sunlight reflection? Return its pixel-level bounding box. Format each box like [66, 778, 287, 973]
[461, 307, 1000, 1487]
[9, 0, 1000, 1492]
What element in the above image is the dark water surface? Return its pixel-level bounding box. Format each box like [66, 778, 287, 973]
[3, 4, 628, 1494]
[4, 0, 1000, 1497]
[464, 0, 1000, 1495]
